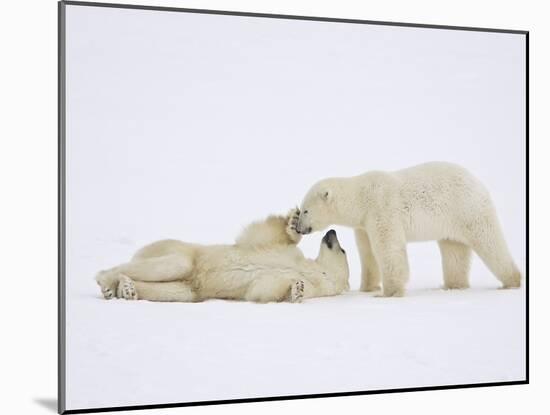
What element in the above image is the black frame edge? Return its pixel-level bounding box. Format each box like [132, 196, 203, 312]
[525, 31, 530, 384]
[60, 0, 528, 35]
[58, 1, 67, 414]
[62, 381, 528, 414]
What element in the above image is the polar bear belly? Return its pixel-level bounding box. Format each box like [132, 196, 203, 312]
[193, 246, 303, 299]
[404, 220, 452, 242]
[401, 206, 465, 243]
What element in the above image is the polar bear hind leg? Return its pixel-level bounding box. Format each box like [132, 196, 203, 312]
[96, 254, 194, 300]
[467, 215, 521, 288]
[132, 281, 198, 302]
[116, 275, 138, 300]
[95, 273, 137, 300]
[98, 275, 198, 302]
[438, 240, 472, 289]
[96, 270, 124, 300]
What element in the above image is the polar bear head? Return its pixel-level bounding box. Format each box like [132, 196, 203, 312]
[316, 229, 350, 288]
[296, 179, 337, 234]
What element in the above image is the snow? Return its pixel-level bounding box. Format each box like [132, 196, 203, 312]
[66, 238, 526, 410]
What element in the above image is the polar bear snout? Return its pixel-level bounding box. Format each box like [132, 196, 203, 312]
[297, 224, 312, 235]
[316, 229, 350, 291]
[296, 215, 312, 234]
[322, 229, 340, 250]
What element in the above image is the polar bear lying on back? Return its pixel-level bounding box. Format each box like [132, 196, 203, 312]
[296, 162, 521, 297]
[96, 209, 349, 303]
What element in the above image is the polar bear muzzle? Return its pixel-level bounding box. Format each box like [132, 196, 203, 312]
[296, 214, 312, 234]
[322, 229, 341, 251]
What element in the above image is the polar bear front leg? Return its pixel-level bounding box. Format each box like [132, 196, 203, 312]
[355, 229, 381, 292]
[235, 208, 302, 248]
[285, 207, 303, 244]
[289, 280, 305, 303]
[368, 223, 409, 297]
[244, 277, 305, 303]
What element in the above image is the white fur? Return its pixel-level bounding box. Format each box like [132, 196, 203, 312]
[96, 209, 350, 303]
[297, 162, 521, 297]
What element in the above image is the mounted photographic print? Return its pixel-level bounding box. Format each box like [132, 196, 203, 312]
[58, 1, 528, 413]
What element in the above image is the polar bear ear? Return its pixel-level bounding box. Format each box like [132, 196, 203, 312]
[320, 190, 330, 201]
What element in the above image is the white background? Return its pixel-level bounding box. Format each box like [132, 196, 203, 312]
[0, 0, 545, 415]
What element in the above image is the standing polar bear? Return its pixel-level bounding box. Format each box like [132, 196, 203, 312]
[96, 209, 350, 303]
[296, 162, 521, 297]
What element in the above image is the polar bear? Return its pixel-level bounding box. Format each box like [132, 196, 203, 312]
[295, 162, 521, 297]
[96, 209, 349, 303]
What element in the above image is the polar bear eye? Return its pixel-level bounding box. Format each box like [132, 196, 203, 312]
[304, 210, 309, 214]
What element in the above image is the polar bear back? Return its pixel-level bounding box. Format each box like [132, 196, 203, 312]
[387, 162, 493, 242]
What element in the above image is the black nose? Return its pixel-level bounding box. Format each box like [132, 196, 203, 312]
[322, 229, 337, 248]
[300, 226, 312, 235]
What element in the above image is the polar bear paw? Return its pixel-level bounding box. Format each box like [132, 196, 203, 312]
[100, 285, 115, 300]
[500, 272, 521, 289]
[96, 271, 117, 300]
[289, 280, 305, 303]
[378, 282, 405, 298]
[116, 275, 138, 300]
[286, 207, 302, 244]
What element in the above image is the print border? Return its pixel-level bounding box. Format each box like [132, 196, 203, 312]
[58, 1, 529, 413]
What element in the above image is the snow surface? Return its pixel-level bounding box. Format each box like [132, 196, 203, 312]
[66, 237, 526, 410]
